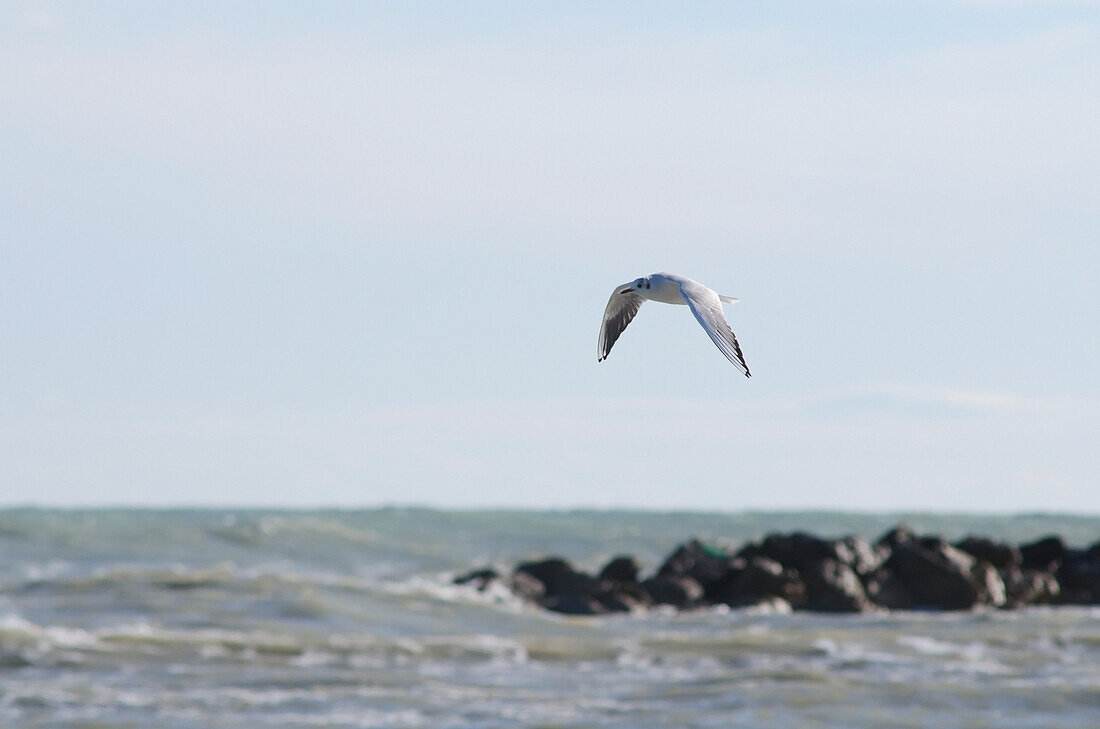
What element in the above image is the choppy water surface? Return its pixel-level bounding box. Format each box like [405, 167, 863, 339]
[1, 508, 1097, 728]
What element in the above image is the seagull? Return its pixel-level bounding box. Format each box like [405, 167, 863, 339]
[598, 272, 751, 377]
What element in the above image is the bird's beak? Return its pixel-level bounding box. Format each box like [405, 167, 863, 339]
[620, 289, 632, 295]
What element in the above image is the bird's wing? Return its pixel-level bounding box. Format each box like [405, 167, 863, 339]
[598, 289, 644, 361]
[679, 281, 751, 377]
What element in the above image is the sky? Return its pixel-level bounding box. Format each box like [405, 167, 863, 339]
[1, 1, 1097, 511]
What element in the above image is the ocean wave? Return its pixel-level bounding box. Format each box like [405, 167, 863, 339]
[207, 514, 384, 549]
[4, 609, 1100, 729]
[4, 509, 1100, 729]
[5, 561, 380, 600]
[0, 613, 539, 669]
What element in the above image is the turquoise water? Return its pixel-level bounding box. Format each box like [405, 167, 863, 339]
[1, 508, 1097, 728]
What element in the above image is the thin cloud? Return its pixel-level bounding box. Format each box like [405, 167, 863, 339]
[811, 383, 1086, 417]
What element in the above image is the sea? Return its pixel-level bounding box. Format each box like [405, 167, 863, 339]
[0, 508, 1097, 729]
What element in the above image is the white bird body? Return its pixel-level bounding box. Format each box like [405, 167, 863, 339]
[597, 272, 751, 377]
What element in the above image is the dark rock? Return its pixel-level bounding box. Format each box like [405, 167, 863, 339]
[515, 558, 600, 598]
[802, 559, 871, 612]
[918, 535, 951, 552]
[876, 524, 917, 550]
[886, 539, 1003, 610]
[1056, 549, 1100, 605]
[512, 557, 651, 614]
[731, 557, 787, 598]
[641, 575, 704, 608]
[735, 531, 885, 580]
[954, 536, 1022, 571]
[597, 576, 653, 612]
[658, 539, 735, 588]
[452, 567, 499, 591]
[504, 571, 545, 603]
[1020, 536, 1068, 571]
[837, 535, 889, 576]
[597, 589, 647, 613]
[971, 560, 1007, 608]
[513, 558, 595, 609]
[732, 542, 767, 563]
[599, 555, 641, 584]
[750, 532, 841, 573]
[713, 556, 805, 608]
[491, 526, 1093, 615]
[864, 568, 915, 610]
[542, 593, 606, 615]
[1003, 568, 1060, 607]
[516, 558, 574, 592]
[701, 559, 746, 604]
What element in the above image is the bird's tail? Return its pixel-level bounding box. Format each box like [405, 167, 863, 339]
[719, 295, 740, 304]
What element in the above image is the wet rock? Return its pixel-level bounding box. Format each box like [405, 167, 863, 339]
[954, 536, 1022, 571]
[885, 538, 1003, 610]
[591, 556, 653, 611]
[542, 593, 606, 615]
[599, 570, 653, 612]
[598, 588, 648, 613]
[838, 535, 889, 576]
[802, 559, 871, 612]
[515, 558, 593, 596]
[644, 575, 701, 607]
[658, 539, 735, 588]
[1020, 536, 1068, 571]
[452, 567, 499, 591]
[641, 574, 704, 608]
[745, 531, 888, 578]
[513, 557, 607, 614]
[504, 571, 545, 603]
[491, 527, 1094, 615]
[1056, 549, 1100, 605]
[864, 568, 915, 610]
[740, 532, 841, 573]
[876, 524, 917, 550]
[712, 556, 805, 608]
[700, 559, 746, 604]
[731, 542, 766, 564]
[972, 560, 1007, 608]
[599, 555, 641, 584]
[514, 557, 652, 614]
[1002, 568, 1060, 607]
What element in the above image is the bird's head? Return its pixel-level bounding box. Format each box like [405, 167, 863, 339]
[621, 277, 651, 295]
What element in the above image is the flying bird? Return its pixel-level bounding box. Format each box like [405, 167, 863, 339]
[597, 272, 751, 377]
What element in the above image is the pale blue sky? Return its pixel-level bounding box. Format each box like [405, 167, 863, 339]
[2, 1, 1097, 510]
